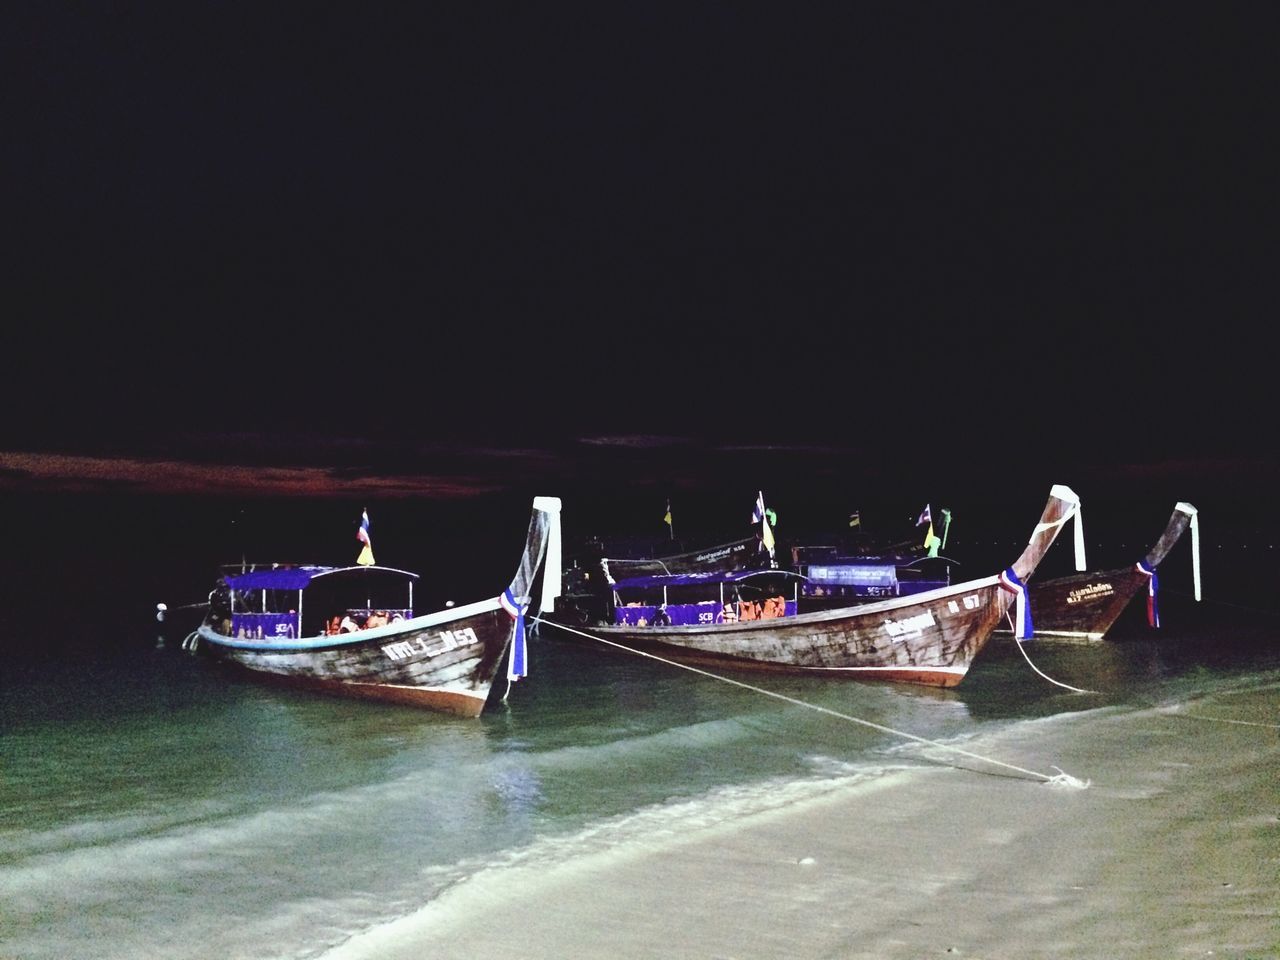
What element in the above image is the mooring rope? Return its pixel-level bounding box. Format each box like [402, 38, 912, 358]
[1003, 610, 1096, 694]
[1159, 695, 1280, 729]
[536, 617, 1089, 789]
[1013, 639, 1094, 694]
[1163, 587, 1280, 619]
[1168, 714, 1280, 729]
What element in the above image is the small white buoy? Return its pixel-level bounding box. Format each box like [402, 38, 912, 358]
[156, 602, 168, 622]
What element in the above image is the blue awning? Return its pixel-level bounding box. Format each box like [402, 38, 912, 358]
[222, 564, 420, 591]
[223, 568, 327, 590]
[611, 570, 805, 591]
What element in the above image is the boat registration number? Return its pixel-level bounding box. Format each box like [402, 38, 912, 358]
[381, 626, 479, 662]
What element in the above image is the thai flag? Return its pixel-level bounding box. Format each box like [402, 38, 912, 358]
[917, 504, 932, 527]
[752, 491, 766, 525]
[357, 509, 372, 546]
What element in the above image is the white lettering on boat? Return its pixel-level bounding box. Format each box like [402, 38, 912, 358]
[881, 610, 936, 640]
[694, 543, 745, 563]
[382, 627, 479, 662]
[1066, 583, 1113, 604]
[382, 640, 418, 661]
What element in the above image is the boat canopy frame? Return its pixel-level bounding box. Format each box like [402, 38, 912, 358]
[220, 564, 420, 638]
[610, 569, 805, 626]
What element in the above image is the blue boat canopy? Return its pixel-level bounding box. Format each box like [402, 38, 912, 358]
[223, 568, 328, 591]
[611, 570, 806, 591]
[221, 564, 421, 591]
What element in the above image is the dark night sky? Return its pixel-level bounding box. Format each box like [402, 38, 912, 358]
[3, 4, 1277, 516]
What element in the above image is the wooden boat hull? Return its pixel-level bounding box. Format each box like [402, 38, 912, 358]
[565, 485, 1084, 688]
[1014, 567, 1146, 641]
[196, 600, 515, 717]
[190, 496, 562, 717]
[997, 501, 1199, 642]
[584, 577, 1008, 687]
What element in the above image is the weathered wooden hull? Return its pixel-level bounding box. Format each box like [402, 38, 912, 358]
[564, 485, 1083, 688]
[196, 600, 514, 717]
[586, 577, 1009, 686]
[1016, 568, 1147, 641]
[190, 496, 562, 717]
[997, 501, 1199, 642]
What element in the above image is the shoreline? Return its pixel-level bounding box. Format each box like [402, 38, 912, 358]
[324, 684, 1279, 960]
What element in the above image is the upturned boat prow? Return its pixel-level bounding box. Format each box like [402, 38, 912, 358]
[188, 496, 562, 716]
[558, 484, 1081, 688]
[999, 499, 1201, 642]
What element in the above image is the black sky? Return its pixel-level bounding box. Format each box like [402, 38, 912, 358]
[4, 4, 1277, 499]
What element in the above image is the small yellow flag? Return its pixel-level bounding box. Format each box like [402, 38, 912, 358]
[356, 509, 375, 566]
[761, 515, 776, 557]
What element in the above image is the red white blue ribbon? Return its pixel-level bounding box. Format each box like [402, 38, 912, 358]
[1136, 561, 1159, 628]
[501, 587, 529, 680]
[999, 567, 1033, 639]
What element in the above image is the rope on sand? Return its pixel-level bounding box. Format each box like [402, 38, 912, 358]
[1172, 716, 1280, 732]
[538, 618, 1090, 790]
[1163, 711, 1280, 730]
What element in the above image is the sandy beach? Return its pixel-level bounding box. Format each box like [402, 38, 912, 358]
[325, 683, 1278, 960]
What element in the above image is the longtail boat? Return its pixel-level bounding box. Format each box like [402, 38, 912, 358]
[186, 497, 562, 717]
[558, 495, 776, 625]
[558, 534, 770, 627]
[599, 534, 767, 579]
[1000, 501, 1201, 642]
[787, 504, 959, 610]
[554, 485, 1081, 688]
[791, 548, 957, 609]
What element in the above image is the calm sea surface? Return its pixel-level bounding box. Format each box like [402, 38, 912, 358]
[1, 492, 1277, 959]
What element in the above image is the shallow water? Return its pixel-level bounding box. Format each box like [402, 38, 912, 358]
[3, 585, 1277, 960]
[2, 488, 1276, 959]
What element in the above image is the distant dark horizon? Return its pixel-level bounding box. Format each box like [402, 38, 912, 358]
[5, 5, 1274, 561]
[0, 435, 1272, 523]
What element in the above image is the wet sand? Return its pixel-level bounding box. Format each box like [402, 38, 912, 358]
[326, 683, 1279, 960]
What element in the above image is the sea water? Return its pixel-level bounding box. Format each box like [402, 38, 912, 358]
[2, 490, 1277, 959]
[2, 590, 1276, 960]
